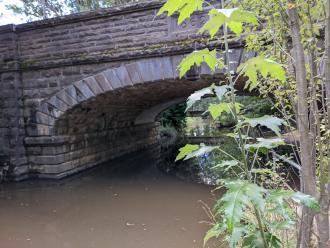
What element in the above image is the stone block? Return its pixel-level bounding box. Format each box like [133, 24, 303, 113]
[65, 85, 86, 103]
[95, 73, 112, 91]
[170, 55, 184, 78]
[137, 59, 154, 82]
[47, 96, 69, 112]
[29, 154, 66, 165]
[125, 63, 143, 85]
[56, 90, 78, 107]
[114, 65, 133, 87]
[83, 76, 104, 95]
[74, 80, 95, 99]
[35, 111, 55, 126]
[103, 69, 122, 89]
[160, 57, 174, 80]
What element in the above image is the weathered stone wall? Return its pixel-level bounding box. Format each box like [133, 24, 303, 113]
[0, 26, 28, 176]
[24, 122, 160, 179]
[0, 1, 249, 180]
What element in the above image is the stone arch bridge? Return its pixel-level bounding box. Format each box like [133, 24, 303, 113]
[0, 1, 253, 180]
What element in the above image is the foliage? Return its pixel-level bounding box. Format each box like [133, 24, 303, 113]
[157, 0, 203, 25]
[159, 103, 187, 130]
[237, 56, 286, 91]
[159, 0, 323, 247]
[159, 125, 180, 148]
[199, 8, 258, 37]
[187, 96, 274, 128]
[178, 49, 217, 78]
[6, 0, 138, 20]
[203, 180, 319, 248]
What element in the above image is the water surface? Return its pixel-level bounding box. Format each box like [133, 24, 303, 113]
[0, 152, 216, 248]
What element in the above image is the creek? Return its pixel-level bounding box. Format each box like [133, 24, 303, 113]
[0, 151, 216, 248]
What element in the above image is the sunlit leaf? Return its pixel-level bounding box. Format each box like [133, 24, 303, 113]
[199, 9, 226, 38]
[244, 138, 285, 154]
[214, 85, 229, 101]
[211, 160, 238, 173]
[292, 192, 320, 212]
[199, 8, 258, 38]
[237, 56, 286, 91]
[185, 144, 218, 160]
[208, 103, 242, 120]
[157, 0, 204, 24]
[186, 87, 213, 111]
[175, 144, 199, 161]
[243, 115, 285, 136]
[178, 48, 217, 78]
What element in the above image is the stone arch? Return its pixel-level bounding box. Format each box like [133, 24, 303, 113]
[28, 55, 184, 137]
[23, 49, 253, 179]
[24, 54, 217, 178]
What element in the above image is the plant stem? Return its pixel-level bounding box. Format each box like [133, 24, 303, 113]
[254, 206, 269, 248]
[222, 18, 250, 179]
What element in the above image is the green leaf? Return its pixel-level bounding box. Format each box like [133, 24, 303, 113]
[243, 232, 281, 248]
[214, 85, 229, 101]
[204, 223, 225, 246]
[242, 232, 265, 248]
[265, 233, 282, 248]
[178, 48, 217, 78]
[199, 9, 226, 38]
[267, 189, 295, 219]
[185, 144, 218, 160]
[267, 189, 294, 205]
[211, 160, 239, 173]
[229, 226, 247, 248]
[218, 181, 267, 235]
[219, 181, 249, 233]
[175, 144, 199, 161]
[267, 220, 295, 230]
[208, 102, 242, 120]
[186, 87, 213, 111]
[244, 138, 285, 154]
[244, 183, 266, 211]
[292, 192, 320, 212]
[199, 8, 258, 38]
[208, 103, 231, 120]
[238, 56, 286, 91]
[243, 115, 285, 136]
[157, 0, 204, 24]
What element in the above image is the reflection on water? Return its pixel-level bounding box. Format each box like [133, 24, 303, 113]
[0, 152, 216, 248]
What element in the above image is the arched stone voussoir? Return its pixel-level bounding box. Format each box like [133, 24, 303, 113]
[114, 65, 134, 87]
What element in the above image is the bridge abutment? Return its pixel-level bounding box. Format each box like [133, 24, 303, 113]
[24, 122, 160, 179]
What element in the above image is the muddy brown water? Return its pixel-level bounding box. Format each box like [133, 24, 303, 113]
[0, 152, 217, 248]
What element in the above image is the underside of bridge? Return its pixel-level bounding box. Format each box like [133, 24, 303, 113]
[24, 57, 217, 179]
